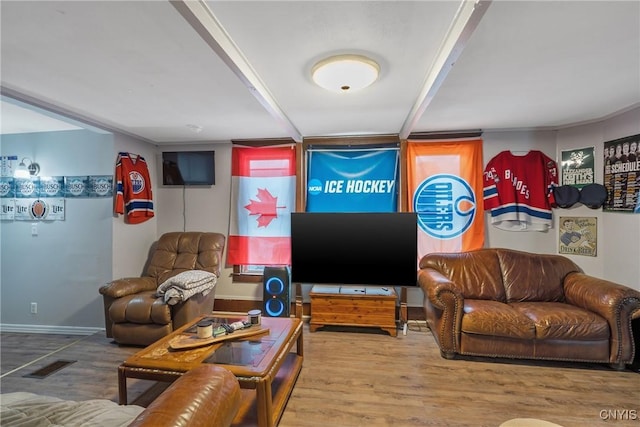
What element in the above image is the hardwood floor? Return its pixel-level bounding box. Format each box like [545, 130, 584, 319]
[1, 321, 638, 427]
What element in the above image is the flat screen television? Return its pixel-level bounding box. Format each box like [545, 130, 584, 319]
[290, 212, 418, 287]
[162, 151, 215, 186]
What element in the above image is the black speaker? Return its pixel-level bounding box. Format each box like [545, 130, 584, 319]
[263, 266, 290, 317]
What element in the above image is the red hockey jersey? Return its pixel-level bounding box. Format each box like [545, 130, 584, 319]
[114, 152, 154, 224]
[483, 150, 558, 231]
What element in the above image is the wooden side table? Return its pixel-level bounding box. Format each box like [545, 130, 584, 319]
[309, 285, 398, 336]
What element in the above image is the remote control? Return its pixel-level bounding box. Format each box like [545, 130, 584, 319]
[213, 325, 227, 337]
[229, 320, 253, 331]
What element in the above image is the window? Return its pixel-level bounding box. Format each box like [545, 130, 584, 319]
[229, 140, 298, 283]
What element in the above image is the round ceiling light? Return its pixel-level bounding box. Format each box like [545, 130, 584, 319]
[311, 54, 380, 93]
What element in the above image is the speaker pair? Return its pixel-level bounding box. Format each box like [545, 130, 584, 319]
[262, 266, 290, 317]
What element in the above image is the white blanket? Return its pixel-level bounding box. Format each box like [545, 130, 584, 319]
[156, 270, 217, 305]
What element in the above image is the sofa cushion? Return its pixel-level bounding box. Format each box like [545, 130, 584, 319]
[497, 249, 582, 303]
[109, 291, 171, 325]
[420, 250, 506, 301]
[146, 232, 225, 284]
[462, 299, 536, 339]
[511, 302, 610, 340]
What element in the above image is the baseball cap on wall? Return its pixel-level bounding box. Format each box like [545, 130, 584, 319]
[553, 185, 580, 208]
[579, 183, 608, 209]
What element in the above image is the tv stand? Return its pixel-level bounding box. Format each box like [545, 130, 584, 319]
[309, 285, 397, 337]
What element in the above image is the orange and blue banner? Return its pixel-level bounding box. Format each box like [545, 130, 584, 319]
[407, 139, 485, 258]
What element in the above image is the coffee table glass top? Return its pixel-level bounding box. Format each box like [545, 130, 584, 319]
[121, 313, 301, 379]
[204, 339, 276, 366]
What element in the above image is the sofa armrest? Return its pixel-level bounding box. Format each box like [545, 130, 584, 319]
[128, 365, 241, 427]
[99, 277, 159, 338]
[99, 277, 157, 299]
[418, 268, 465, 356]
[419, 269, 464, 309]
[564, 272, 640, 364]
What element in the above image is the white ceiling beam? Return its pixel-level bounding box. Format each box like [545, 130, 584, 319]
[399, 0, 492, 140]
[170, 0, 303, 142]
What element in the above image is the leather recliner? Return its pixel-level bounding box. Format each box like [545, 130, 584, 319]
[99, 232, 225, 346]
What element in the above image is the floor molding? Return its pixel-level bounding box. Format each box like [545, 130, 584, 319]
[0, 303, 425, 335]
[0, 323, 102, 335]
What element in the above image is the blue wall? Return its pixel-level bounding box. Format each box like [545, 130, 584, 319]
[1, 129, 113, 331]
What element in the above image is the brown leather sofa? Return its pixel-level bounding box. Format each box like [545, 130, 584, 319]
[1, 365, 241, 427]
[418, 248, 640, 369]
[99, 232, 225, 346]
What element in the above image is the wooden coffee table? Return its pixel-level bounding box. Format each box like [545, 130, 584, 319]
[118, 312, 303, 427]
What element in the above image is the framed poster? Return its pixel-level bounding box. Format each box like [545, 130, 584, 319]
[0, 155, 18, 177]
[603, 134, 639, 212]
[561, 147, 594, 188]
[559, 216, 597, 257]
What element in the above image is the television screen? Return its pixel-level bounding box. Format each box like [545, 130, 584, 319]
[162, 151, 215, 186]
[290, 212, 418, 287]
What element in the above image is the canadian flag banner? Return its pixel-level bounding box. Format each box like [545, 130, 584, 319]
[407, 139, 485, 258]
[226, 145, 296, 266]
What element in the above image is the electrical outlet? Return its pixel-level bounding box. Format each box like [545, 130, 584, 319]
[30, 302, 37, 314]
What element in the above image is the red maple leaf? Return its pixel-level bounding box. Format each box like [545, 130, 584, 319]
[244, 188, 286, 227]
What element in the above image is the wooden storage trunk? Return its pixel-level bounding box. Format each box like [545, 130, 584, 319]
[309, 285, 397, 337]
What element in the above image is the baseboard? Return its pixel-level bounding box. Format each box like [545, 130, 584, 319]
[0, 301, 424, 335]
[214, 299, 425, 321]
[0, 324, 102, 336]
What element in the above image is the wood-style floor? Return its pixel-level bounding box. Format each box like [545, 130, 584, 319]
[1, 321, 639, 427]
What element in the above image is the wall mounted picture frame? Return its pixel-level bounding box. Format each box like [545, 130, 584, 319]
[561, 147, 594, 188]
[559, 216, 597, 257]
[603, 134, 639, 212]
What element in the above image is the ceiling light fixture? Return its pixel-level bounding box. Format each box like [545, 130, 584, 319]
[14, 157, 40, 178]
[312, 54, 380, 94]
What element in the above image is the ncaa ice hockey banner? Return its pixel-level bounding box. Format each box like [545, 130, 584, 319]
[227, 145, 296, 266]
[407, 139, 485, 257]
[306, 147, 399, 212]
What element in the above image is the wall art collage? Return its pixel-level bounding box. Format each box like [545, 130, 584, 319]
[0, 175, 113, 221]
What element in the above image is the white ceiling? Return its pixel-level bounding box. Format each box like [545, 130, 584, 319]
[1, 1, 639, 144]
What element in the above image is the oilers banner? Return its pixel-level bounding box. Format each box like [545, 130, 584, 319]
[306, 147, 399, 212]
[407, 139, 485, 257]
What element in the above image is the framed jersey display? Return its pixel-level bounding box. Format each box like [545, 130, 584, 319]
[114, 152, 154, 224]
[483, 150, 558, 232]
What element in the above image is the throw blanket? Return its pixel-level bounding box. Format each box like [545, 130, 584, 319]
[1, 392, 144, 426]
[156, 270, 217, 305]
